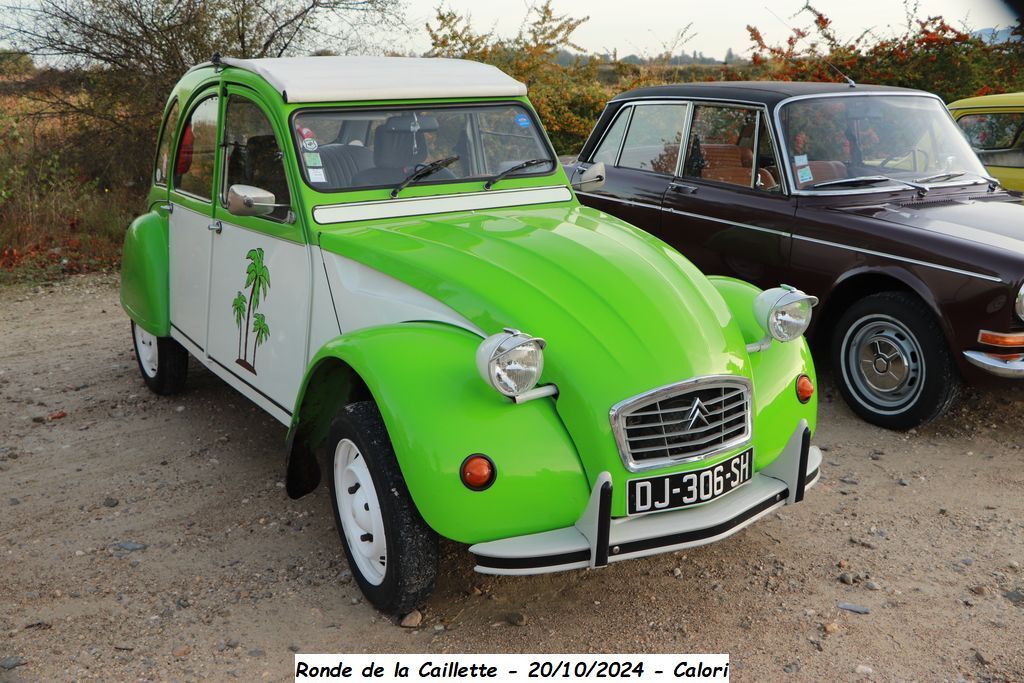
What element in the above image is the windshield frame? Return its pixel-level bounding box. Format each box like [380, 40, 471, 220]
[774, 91, 991, 197]
[287, 100, 560, 196]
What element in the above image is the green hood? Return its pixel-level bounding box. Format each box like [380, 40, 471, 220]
[317, 202, 751, 481]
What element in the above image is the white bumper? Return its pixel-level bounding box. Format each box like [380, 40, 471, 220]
[470, 420, 821, 576]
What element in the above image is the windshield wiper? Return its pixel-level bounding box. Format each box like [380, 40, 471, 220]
[390, 155, 460, 198]
[810, 175, 929, 193]
[913, 171, 965, 184]
[483, 158, 551, 190]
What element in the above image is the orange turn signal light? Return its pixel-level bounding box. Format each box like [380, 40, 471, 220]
[461, 454, 496, 491]
[978, 330, 1024, 348]
[796, 374, 815, 404]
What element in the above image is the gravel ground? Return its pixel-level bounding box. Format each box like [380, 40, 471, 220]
[1, 274, 1023, 682]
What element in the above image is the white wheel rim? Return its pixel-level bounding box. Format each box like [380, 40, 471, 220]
[333, 439, 387, 586]
[133, 324, 159, 379]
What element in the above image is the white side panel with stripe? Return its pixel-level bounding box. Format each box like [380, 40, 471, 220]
[320, 251, 483, 337]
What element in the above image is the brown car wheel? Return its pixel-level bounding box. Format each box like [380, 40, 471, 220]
[832, 291, 960, 430]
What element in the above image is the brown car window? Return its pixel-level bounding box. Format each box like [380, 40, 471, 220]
[617, 104, 688, 174]
[592, 108, 630, 165]
[222, 95, 292, 222]
[682, 105, 767, 190]
[174, 95, 219, 200]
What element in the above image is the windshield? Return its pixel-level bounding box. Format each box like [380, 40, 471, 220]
[292, 104, 556, 192]
[778, 95, 988, 191]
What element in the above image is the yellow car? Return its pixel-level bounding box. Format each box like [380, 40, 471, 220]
[949, 92, 1024, 192]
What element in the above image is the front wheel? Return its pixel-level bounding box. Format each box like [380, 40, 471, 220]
[327, 401, 438, 614]
[131, 322, 188, 395]
[831, 292, 960, 430]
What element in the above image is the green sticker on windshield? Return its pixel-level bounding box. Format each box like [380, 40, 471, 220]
[304, 152, 323, 167]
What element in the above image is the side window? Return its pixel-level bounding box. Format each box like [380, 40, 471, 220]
[683, 105, 770, 190]
[154, 100, 179, 186]
[957, 112, 1024, 150]
[174, 95, 219, 200]
[222, 95, 292, 222]
[591, 108, 630, 165]
[618, 104, 688, 174]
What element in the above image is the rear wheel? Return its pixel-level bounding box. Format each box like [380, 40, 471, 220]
[832, 292, 959, 430]
[327, 401, 438, 614]
[131, 322, 188, 395]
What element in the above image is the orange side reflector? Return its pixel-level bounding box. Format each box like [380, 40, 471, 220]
[461, 454, 496, 491]
[978, 330, 1024, 347]
[796, 375, 815, 404]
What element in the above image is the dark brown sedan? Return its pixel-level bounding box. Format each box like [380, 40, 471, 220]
[569, 82, 1024, 429]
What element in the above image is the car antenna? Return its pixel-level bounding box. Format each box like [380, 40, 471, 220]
[764, 7, 856, 87]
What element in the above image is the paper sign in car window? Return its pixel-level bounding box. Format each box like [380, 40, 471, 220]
[308, 168, 327, 183]
[794, 154, 809, 167]
[797, 166, 814, 183]
[304, 152, 323, 167]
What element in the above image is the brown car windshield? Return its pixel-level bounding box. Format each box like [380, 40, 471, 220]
[291, 104, 555, 192]
[779, 95, 989, 191]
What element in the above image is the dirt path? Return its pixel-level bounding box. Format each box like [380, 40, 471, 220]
[1, 275, 1022, 682]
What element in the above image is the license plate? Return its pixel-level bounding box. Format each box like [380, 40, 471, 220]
[627, 449, 753, 515]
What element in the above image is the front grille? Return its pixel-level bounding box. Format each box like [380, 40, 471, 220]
[610, 377, 751, 471]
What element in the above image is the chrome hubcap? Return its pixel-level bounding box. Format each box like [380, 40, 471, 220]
[333, 439, 387, 586]
[133, 324, 159, 378]
[842, 314, 925, 414]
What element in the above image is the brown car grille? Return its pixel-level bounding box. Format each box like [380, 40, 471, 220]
[612, 378, 751, 470]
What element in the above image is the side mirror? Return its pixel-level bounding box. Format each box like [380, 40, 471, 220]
[226, 184, 277, 217]
[571, 162, 606, 191]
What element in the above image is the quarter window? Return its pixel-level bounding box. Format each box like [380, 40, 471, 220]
[958, 112, 1024, 150]
[617, 104, 688, 174]
[592, 108, 630, 165]
[174, 95, 219, 200]
[154, 100, 179, 187]
[222, 95, 292, 221]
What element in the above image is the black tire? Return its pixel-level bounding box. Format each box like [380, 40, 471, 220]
[327, 401, 438, 614]
[831, 291, 960, 430]
[131, 321, 188, 395]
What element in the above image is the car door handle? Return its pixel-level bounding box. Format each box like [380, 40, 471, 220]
[668, 182, 698, 194]
[207, 220, 222, 234]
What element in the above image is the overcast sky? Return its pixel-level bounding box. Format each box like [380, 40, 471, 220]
[402, 0, 1019, 59]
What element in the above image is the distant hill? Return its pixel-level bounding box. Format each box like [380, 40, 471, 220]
[973, 27, 1019, 43]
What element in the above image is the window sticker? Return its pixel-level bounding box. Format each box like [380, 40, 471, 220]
[514, 113, 531, 128]
[303, 152, 323, 167]
[308, 167, 327, 183]
[301, 138, 319, 152]
[794, 154, 808, 167]
[797, 166, 814, 183]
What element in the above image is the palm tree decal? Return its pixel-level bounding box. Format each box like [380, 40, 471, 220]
[233, 248, 271, 375]
[251, 313, 270, 368]
[231, 291, 247, 360]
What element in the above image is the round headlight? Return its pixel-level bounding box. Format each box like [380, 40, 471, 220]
[476, 329, 546, 398]
[1016, 283, 1024, 322]
[754, 286, 819, 343]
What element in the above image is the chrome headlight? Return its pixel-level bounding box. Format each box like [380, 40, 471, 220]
[754, 286, 819, 342]
[476, 329, 546, 398]
[1016, 283, 1024, 322]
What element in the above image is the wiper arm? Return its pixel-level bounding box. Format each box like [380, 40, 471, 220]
[810, 175, 929, 193]
[483, 158, 551, 190]
[913, 171, 965, 184]
[390, 155, 460, 198]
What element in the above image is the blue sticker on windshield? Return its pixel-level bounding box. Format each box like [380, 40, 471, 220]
[514, 114, 531, 128]
[797, 166, 814, 183]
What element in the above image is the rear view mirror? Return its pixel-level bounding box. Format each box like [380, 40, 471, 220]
[227, 184, 277, 217]
[572, 162, 606, 191]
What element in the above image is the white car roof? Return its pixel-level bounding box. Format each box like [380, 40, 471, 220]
[194, 56, 527, 104]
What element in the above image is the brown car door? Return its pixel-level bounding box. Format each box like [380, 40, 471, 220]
[659, 105, 795, 289]
[570, 102, 691, 238]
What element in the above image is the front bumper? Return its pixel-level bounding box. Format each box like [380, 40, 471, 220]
[470, 420, 821, 575]
[964, 350, 1024, 378]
